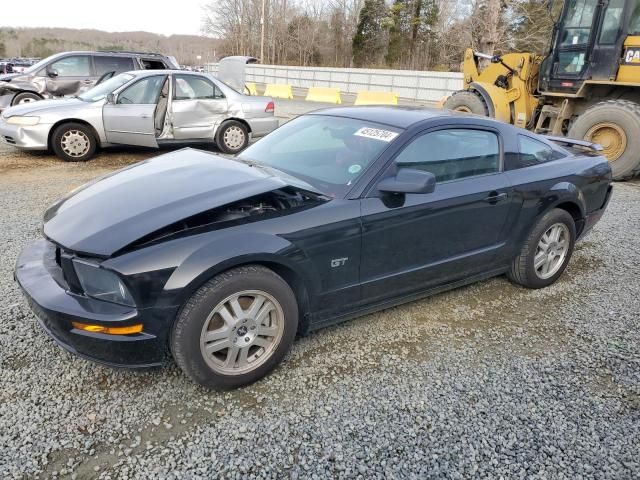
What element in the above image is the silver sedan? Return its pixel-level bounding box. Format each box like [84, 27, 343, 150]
[0, 70, 279, 161]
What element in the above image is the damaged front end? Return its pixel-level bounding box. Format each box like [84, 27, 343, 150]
[120, 187, 327, 253]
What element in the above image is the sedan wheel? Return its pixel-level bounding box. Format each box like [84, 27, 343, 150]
[61, 130, 91, 159]
[216, 120, 249, 154]
[51, 122, 97, 162]
[171, 265, 298, 389]
[12, 91, 41, 105]
[200, 290, 285, 375]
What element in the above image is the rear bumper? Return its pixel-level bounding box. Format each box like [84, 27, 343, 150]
[0, 118, 50, 150]
[579, 185, 613, 240]
[248, 116, 279, 138]
[15, 238, 176, 368]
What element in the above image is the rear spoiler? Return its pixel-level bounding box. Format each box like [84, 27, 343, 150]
[544, 135, 603, 152]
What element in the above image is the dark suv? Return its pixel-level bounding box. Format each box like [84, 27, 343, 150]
[0, 51, 179, 112]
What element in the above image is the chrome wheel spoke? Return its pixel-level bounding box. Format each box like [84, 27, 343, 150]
[534, 252, 547, 270]
[255, 302, 275, 325]
[237, 347, 249, 368]
[256, 325, 278, 337]
[205, 338, 232, 354]
[204, 328, 230, 343]
[224, 345, 240, 367]
[253, 337, 270, 349]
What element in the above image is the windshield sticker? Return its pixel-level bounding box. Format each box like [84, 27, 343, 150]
[354, 127, 398, 142]
[348, 164, 362, 174]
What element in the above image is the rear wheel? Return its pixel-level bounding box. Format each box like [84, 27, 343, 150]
[170, 265, 298, 389]
[507, 208, 576, 289]
[12, 91, 41, 106]
[216, 120, 249, 154]
[443, 90, 490, 116]
[568, 99, 640, 180]
[51, 122, 97, 162]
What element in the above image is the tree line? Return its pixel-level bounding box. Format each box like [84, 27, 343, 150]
[0, 28, 219, 66]
[203, 0, 557, 71]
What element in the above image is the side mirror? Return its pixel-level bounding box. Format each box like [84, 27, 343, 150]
[47, 68, 59, 78]
[106, 93, 115, 104]
[378, 168, 436, 195]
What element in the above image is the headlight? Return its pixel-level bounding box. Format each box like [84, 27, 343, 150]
[72, 260, 136, 307]
[6, 116, 40, 126]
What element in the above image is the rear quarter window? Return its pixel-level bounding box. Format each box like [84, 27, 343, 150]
[516, 135, 566, 169]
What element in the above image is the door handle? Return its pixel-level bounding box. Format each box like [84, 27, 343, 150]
[140, 114, 151, 119]
[483, 191, 508, 204]
[82, 79, 93, 84]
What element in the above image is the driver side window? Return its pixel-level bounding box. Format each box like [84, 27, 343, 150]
[117, 76, 166, 104]
[394, 129, 500, 182]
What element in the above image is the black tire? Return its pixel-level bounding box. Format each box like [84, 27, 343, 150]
[568, 100, 640, 180]
[507, 208, 576, 289]
[51, 122, 97, 162]
[12, 91, 42, 106]
[443, 90, 490, 116]
[215, 120, 249, 154]
[170, 265, 298, 389]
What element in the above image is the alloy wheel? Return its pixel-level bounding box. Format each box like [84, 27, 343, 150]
[534, 223, 570, 279]
[199, 290, 284, 375]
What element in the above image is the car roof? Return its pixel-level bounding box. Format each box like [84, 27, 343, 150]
[46, 51, 170, 60]
[309, 105, 477, 129]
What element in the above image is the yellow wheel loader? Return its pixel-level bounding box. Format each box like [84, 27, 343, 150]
[444, 0, 640, 180]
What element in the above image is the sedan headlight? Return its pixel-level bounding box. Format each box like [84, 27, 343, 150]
[6, 116, 40, 126]
[72, 260, 135, 307]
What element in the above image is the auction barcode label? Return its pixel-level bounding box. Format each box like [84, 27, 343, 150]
[354, 127, 399, 142]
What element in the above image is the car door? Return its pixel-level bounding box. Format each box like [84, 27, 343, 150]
[171, 74, 229, 140]
[103, 75, 167, 147]
[44, 54, 95, 97]
[359, 126, 514, 304]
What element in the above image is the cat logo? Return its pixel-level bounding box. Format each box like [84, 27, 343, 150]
[623, 47, 640, 65]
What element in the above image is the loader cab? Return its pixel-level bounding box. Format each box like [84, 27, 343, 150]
[539, 0, 640, 93]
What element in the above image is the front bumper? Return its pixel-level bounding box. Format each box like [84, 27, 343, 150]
[0, 118, 51, 150]
[15, 238, 177, 368]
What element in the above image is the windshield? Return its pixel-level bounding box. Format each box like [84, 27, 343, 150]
[78, 73, 135, 102]
[238, 115, 401, 197]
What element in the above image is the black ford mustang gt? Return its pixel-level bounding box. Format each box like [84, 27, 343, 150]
[15, 106, 612, 388]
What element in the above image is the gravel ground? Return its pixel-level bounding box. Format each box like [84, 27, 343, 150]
[0, 106, 639, 479]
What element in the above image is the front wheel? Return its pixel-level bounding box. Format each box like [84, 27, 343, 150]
[12, 91, 42, 106]
[215, 120, 249, 154]
[507, 208, 576, 289]
[51, 122, 97, 162]
[170, 265, 298, 389]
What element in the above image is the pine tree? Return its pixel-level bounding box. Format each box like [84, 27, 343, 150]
[352, 0, 389, 67]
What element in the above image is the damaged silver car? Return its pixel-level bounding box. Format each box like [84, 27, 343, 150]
[0, 51, 179, 111]
[0, 70, 279, 161]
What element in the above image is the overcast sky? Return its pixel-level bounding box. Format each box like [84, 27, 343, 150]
[2, 0, 207, 36]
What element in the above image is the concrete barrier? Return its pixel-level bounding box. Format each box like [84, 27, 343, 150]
[206, 63, 463, 103]
[306, 87, 342, 104]
[264, 84, 294, 99]
[354, 91, 398, 106]
[245, 82, 258, 96]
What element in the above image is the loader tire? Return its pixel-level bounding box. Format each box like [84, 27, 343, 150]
[443, 90, 490, 116]
[568, 99, 640, 181]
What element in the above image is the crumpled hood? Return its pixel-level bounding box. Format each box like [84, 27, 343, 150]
[2, 98, 84, 117]
[43, 149, 297, 257]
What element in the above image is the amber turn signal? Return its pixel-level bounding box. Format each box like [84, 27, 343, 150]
[72, 322, 143, 335]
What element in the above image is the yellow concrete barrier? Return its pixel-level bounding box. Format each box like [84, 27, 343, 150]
[245, 82, 258, 96]
[305, 87, 342, 104]
[354, 90, 399, 106]
[264, 84, 293, 99]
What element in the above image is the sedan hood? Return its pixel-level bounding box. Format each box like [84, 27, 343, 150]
[44, 149, 308, 257]
[2, 98, 84, 117]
